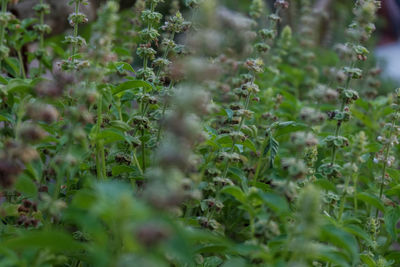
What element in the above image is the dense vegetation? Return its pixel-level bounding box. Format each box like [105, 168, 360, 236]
[0, 0, 398, 266]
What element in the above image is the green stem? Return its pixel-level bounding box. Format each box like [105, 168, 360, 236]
[375, 111, 398, 218]
[338, 173, 352, 222]
[222, 92, 252, 178]
[141, 129, 146, 172]
[17, 49, 26, 78]
[330, 75, 351, 166]
[0, 0, 8, 69]
[253, 137, 269, 183]
[38, 0, 44, 75]
[71, 0, 80, 62]
[96, 94, 106, 180]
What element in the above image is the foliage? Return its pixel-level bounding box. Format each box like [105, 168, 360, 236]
[0, 0, 398, 266]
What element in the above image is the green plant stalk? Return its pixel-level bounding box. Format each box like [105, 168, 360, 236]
[0, 0, 8, 68]
[353, 174, 358, 212]
[338, 173, 352, 221]
[375, 111, 398, 218]
[17, 49, 26, 78]
[142, 1, 155, 70]
[38, 0, 45, 75]
[71, 0, 80, 62]
[253, 136, 269, 182]
[96, 94, 106, 180]
[141, 128, 146, 172]
[222, 92, 252, 178]
[330, 75, 351, 166]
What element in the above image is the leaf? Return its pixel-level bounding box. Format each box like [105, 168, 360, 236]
[343, 224, 372, 246]
[224, 108, 233, 119]
[109, 120, 132, 132]
[360, 254, 375, 267]
[111, 165, 136, 176]
[114, 62, 135, 73]
[6, 79, 32, 94]
[356, 192, 384, 211]
[320, 225, 359, 263]
[2, 230, 84, 252]
[263, 136, 279, 168]
[221, 186, 246, 203]
[15, 175, 37, 198]
[384, 206, 400, 241]
[242, 139, 256, 152]
[313, 178, 337, 193]
[112, 80, 152, 95]
[0, 75, 8, 85]
[97, 129, 126, 144]
[259, 192, 289, 216]
[273, 121, 310, 137]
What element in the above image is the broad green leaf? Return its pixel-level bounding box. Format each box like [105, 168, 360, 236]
[2, 230, 84, 252]
[320, 225, 359, 263]
[384, 206, 400, 241]
[263, 136, 279, 168]
[97, 129, 125, 144]
[109, 120, 132, 131]
[112, 80, 152, 95]
[242, 139, 256, 152]
[15, 175, 37, 198]
[360, 254, 375, 267]
[259, 192, 289, 215]
[221, 186, 246, 203]
[111, 165, 136, 176]
[273, 121, 310, 137]
[114, 62, 135, 73]
[356, 192, 384, 211]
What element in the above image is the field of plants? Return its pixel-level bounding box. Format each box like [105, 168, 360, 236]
[0, 0, 399, 266]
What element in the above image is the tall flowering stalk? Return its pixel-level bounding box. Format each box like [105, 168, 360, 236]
[61, 0, 89, 71]
[374, 89, 400, 218]
[0, 0, 10, 66]
[318, 0, 380, 181]
[33, 0, 51, 75]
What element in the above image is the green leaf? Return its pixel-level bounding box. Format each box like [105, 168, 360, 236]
[273, 121, 310, 137]
[259, 192, 289, 215]
[356, 192, 384, 211]
[6, 79, 32, 94]
[320, 225, 359, 263]
[114, 62, 135, 73]
[15, 175, 37, 198]
[242, 139, 256, 152]
[313, 178, 337, 193]
[0, 75, 8, 85]
[221, 186, 246, 203]
[263, 136, 279, 168]
[111, 165, 136, 176]
[97, 129, 126, 144]
[360, 254, 375, 267]
[224, 108, 233, 119]
[112, 80, 152, 95]
[384, 206, 400, 241]
[109, 120, 132, 132]
[2, 230, 84, 252]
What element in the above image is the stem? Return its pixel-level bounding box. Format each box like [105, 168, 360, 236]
[375, 111, 398, 218]
[71, 0, 80, 62]
[38, 0, 45, 75]
[17, 49, 26, 79]
[96, 94, 106, 180]
[330, 75, 351, 166]
[253, 137, 269, 183]
[0, 0, 8, 68]
[338, 173, 351, 221]
[141, 129, 146, 172]
[222, 92, 252, 178]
